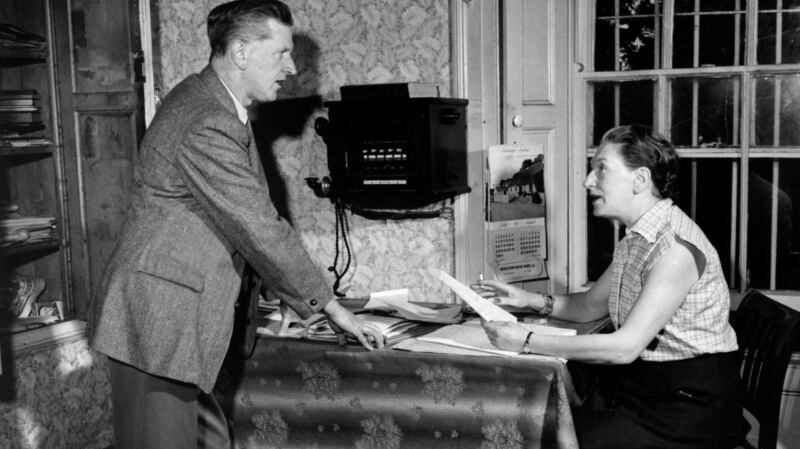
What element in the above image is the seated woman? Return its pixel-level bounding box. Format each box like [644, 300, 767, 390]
[472, 124, 748, 449]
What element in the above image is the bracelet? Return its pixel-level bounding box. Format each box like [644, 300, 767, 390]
[537, 293, 554, 317]
[521, 331, 534, 354]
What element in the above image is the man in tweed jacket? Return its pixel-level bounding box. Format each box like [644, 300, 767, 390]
[87, 1, 382, 448]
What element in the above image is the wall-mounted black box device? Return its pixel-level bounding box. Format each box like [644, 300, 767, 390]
[322, 97, 469, 208]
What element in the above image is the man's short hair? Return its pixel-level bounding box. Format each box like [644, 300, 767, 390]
[207, 0, 293, 58]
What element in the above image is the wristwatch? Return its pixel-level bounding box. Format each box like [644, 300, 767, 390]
[521, 331, 534, 354]
[537, 293, 555, 317]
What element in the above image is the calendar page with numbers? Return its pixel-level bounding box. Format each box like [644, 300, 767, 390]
[486, 144, 548, 282]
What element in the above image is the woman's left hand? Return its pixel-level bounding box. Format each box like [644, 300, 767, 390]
[482, 319, 530, 352]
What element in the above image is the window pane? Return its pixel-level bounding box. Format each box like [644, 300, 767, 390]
[701, 14, 744, 66]
[597, 0, 616, 17]
[597, 0, 660, 18]
[758, 8, 800, 64]
[783, 12, 800, 64]
[759, 0, 800, 13]
[759, 0, 776, 9]
[595, 7, 661, 71]
[590, 80, 655, 146]
[674, 158, 739, 286]
[677, 0, 742, 13]
[748, 159, 800, 290]
[675, 0, 695, 13]
[670, 76, 739, 147]
[754, 73, 800, 146]
[672, 15, 695, 68]
[595, 19, 617, 71]
[758, 12, 778, 64]
[674, 10, 744, 67]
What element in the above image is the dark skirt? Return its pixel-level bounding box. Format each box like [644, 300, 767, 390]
[571, 351, 749, 449]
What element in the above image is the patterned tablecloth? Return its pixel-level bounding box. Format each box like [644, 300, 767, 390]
[215, 335, 580, 449]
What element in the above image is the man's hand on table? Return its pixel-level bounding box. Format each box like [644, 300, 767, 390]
[323, 299, 384, 350]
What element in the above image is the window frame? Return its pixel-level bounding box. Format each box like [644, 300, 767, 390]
[569, 0, 800, 293]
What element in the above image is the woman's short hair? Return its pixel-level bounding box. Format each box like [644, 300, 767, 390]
[600, 124, 680, 200]
[207, 0, 293, 59]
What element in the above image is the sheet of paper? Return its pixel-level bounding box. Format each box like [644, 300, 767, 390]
[364, 287, 463, 323]
[407, 323, 565, 363]
[463, 317, 577, 336]
[437, 270, 517, 322]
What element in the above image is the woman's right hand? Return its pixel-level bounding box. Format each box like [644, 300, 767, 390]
[470, 280, 533, 309]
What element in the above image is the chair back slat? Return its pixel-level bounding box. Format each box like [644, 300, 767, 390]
[732, 289, 800, 449]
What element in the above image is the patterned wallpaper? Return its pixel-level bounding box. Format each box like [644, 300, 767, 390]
[154, 0, 456, 303]
[0, 337, 113, 449]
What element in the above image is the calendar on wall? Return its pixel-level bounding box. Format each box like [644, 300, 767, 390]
[486, 144, 548, 282]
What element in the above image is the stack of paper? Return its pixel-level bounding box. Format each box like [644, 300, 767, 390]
[305, 313, 440, 346]
[391, 270, 574, 360]
[364, 288, 462, 323]
[395, 320, 573, 360]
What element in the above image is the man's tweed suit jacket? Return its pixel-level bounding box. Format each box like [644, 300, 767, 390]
[87, 65, 332, 392]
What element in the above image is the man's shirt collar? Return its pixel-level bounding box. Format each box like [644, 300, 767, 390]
[217, 75, 248, 125]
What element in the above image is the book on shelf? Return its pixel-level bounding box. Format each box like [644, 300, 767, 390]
[1, 137, 51, 147]
[340, 82, 440, 101]
[0, 89, 39, 98]
[0, 105, 39, 112]
[0, 111, 41, 126]
[0, 91, 40, 110]
[0, 24, 46, 51]
[0, 216, 57, 247]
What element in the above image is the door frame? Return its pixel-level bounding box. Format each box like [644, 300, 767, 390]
[450, 0, 502, 286]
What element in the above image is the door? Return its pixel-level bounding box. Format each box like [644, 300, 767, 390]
[501, 0, 571, 293]
[52, 0, 145, 316]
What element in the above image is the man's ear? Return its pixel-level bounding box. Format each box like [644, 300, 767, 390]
[230, 39, 248, 70]
[633, 167, 652, 194]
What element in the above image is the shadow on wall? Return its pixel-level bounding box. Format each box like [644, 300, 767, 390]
[250, 33, 322, 224]
[215, 33, 324, 421]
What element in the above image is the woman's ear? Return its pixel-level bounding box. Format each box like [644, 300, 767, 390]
[633, 167, 652, 194]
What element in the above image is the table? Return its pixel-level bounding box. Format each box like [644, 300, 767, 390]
[215, 335, 581, 449]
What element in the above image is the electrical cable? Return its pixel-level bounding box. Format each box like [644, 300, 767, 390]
[328, 198, 352, 297]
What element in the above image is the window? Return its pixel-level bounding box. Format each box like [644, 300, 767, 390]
[577, 0, 800, 291]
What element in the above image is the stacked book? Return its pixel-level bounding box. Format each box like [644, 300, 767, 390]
[0, 216, 57, 247]
[0, 23, 46, 52]
[0, 90, 47, 147]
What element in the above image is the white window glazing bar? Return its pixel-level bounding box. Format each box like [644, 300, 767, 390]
[690, 160, 698, 220]
[614, 0, 621, 71]
[770, 161, 779, 289]
[734, 0, 743, 66]
[693, 0, 700, 68]
[776, 0, 784, 65]
[730, 160, 739, 286]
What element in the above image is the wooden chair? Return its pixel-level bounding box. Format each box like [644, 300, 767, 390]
[730, 289, 800, 449]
